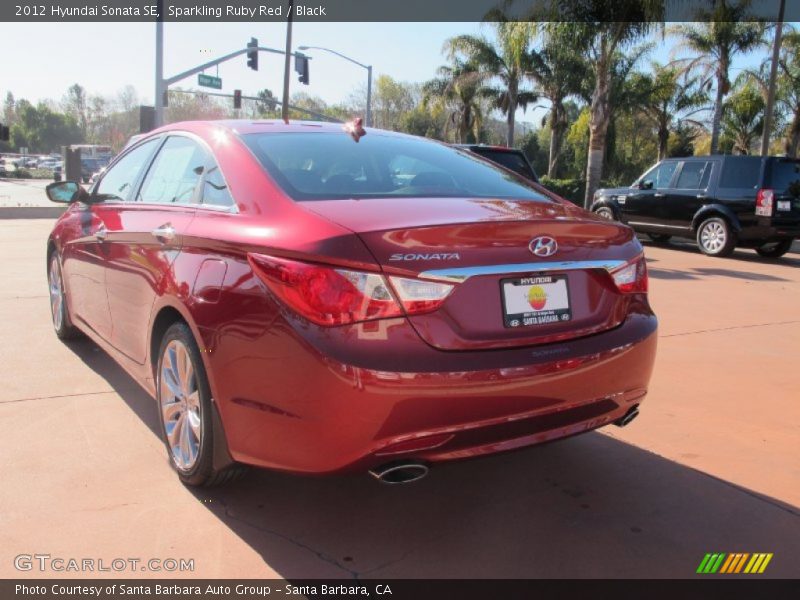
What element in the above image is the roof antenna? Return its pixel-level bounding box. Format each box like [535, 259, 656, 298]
[281, 1, 294, 124]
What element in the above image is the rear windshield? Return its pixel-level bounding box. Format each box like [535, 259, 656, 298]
[470, 149, 537, 181]
[242, 132, 552, 202]
[767, 160, 800, 194]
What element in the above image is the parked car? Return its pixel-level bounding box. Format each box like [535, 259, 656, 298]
[45, 120, 657, 486]
[591, 155, 800, 258]
[455, 144, 539, 183]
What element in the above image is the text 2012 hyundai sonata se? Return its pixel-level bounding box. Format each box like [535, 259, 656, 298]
[46, 120, 657, 486]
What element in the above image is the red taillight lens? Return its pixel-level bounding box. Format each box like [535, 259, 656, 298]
[248, 254, 455, 326]
[610, 256, 648, 294]
[756, 189, 774, 216]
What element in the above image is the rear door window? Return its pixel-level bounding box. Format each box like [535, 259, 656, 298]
[675, 161, 712, 189]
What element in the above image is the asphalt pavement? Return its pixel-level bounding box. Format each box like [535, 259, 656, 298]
[0, 218, 798, 579]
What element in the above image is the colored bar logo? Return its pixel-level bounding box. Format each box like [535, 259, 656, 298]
[697, 553, 773, 574]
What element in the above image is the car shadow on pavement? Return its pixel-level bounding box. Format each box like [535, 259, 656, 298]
[640, 238, 800, 268]
[63, 337, 800, 579]
[647, 266, 790, 282]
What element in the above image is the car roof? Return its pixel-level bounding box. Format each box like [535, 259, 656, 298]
[151, 119, 405, 138]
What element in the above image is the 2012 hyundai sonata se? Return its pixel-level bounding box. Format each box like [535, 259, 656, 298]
[45, 120, 657, 486]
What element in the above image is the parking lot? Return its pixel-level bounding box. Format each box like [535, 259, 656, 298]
[0, 218, 798, 579]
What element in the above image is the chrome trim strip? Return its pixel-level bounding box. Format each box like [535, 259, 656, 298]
[628, 221, 688, 230]
[419, 259, 628, 283]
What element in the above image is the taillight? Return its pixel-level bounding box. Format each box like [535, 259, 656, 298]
[610, 256, 648, 294]
[248, 254, 454, 326]
[756, 189, 774, 216]
[389, 276, 454, 314]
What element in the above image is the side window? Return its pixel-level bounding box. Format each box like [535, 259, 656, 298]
[201, 164, 235, 208]
[641, 162, 678, 189]
[94, 139, 158, 202]
[675, 161, 710, 189]
[137, 136, 207, 204]
[719, 157, 761, 190]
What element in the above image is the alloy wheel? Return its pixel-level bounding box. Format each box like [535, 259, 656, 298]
[160, 340, 202, 471]
[699, 221, 726, 253]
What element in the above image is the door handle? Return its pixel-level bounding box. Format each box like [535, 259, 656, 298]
[95, 225, 107, 242]
[152, 224, 176, 244]
[653, 193, 665, 198]
[696, 194, 707, 199]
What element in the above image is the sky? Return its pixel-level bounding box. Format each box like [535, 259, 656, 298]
[0, 21, 775, 129]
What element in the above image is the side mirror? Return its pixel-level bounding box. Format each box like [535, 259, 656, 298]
[638, 180, 654, 190]
[46, 181, 90, 204]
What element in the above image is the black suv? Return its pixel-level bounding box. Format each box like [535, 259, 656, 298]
[455, 144, 539, 183]
[591, 156, 800, 257]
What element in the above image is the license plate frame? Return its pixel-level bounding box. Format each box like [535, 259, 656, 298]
[500, 274, 572, 328]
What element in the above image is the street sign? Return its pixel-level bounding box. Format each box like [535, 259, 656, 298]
[198, 73, 222, 89]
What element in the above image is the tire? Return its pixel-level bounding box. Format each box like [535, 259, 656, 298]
[47, 252, 82, 340]
[647, 233, 672, 244]
[594, 206, 616, 221]
[156, 322, 246, 486]
[696, 217, 737, 257]
[755, 239, 793, 258]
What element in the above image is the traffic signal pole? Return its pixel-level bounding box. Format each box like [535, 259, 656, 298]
[153, 25, 308, 127]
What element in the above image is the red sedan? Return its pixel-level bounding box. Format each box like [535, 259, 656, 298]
[45, 120, 657, 486]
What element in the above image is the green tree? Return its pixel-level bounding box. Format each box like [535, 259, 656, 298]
[633, 63, 708, 160]
[672, 1, 765, 154]
[721, 82, 765, 154]
[529, 27, 587, 176]
[371, 75, 416, 131]
[11, 100, 83, 153]
[544, 2, 660, 206]
[422, 58, 484, 143]
[445, 22, 538, 147]
[776, 30, 800, 156]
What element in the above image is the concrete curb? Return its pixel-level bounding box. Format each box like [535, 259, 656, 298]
[0, 206, 66, 219]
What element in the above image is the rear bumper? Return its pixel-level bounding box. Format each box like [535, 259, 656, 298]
[739, 218, 800, 242]
[212, 301, 658, 474]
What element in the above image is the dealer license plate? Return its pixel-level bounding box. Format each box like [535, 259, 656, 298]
[501, 275, 571, 328]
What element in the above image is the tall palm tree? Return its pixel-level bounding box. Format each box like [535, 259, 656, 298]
[672, 1, 765, 154]
[445, 22, 538, 147]
[634, 63, 708, 160]
[545, 18, 657, 207]
[422, 59, 484, 143]
[528, 28, 587, 177]
[777, 30, 800, 156]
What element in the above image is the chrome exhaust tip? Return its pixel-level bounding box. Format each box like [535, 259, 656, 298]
[369, 461, 429, 484]
[614, 406, 640, 428]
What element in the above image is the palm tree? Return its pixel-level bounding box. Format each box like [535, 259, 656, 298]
[545, 18, 657, 207]
[634, 63, 708, 160]
[445, 22, 538, 147]
[776, 29, 800, 156]
[672, 1, 765, 155]
[528, 28, 587, 177]
[422, 59, 484, 143]
[721, 82, 765, 154]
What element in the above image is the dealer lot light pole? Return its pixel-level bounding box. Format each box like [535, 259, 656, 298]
[298, 45, 373, 127]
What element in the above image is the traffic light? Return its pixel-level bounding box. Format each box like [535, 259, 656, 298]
[233, 89, 242, 110]
[247, 37, 258, 71]
[0, 124, 9, 142]
[295, 54, 310, 85]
